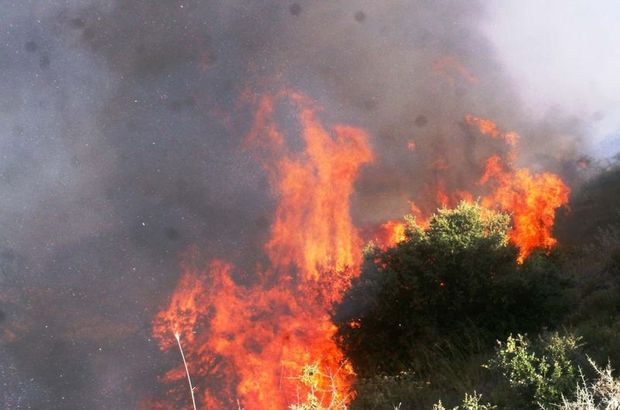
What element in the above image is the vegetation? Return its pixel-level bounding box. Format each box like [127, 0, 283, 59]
[556, 158, 620, 246]
[433, 392, 495, 410]
[485, 333, 581, 408]
[330, 161, 620, 410]
[336, 202, 571, 378]
[289, 363, 348, 410]
[557, 359, 620, 410]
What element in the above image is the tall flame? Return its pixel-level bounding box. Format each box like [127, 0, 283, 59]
[152, 91, 372, 409]
[468, 115, 569, 262]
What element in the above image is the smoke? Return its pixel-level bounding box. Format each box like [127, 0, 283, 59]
[0, 1, 588, 408]
[483, 0, 620, 158]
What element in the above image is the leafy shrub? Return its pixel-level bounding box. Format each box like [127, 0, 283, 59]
[486, 333, 581, 408]
[336, 202, 572, 377]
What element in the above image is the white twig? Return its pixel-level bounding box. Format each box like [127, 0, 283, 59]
[174, 332, 198, 410]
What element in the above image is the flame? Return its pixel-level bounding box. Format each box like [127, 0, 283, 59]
[265, 93, 373, 290]
[151, 96, 570, 408]
[377, 116, 569, 262]
[153, 91, 372, 409]
[436, 182, 450, 208]
[466, 116, 570, 262]
[434, 56, 479, 85]
[481, 165, 570, 263]
[372, 202, 427, 249]
[375, 220, 407, 249]
[479, 155, 504, 185]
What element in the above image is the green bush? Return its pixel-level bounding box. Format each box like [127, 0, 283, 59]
[335, 202, 572, 377]
[486, 333, 581, 408]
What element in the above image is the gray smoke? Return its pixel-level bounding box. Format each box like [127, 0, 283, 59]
[0, 1, 584, 408]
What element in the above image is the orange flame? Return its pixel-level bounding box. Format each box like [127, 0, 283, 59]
[372, 202, 427, 249]
[479, 155, 504, 185]
[481, 166, 570, 263]
[436, 183, 450, 208]
[153, 91, 372, 409]
[376, 116, 570, 262]
[265, 94, 373, 290]
[467, 116, 570, 262]
[375, 220, 407, 249]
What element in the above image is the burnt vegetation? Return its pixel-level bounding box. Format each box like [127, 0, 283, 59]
[333, 161, 620, 409]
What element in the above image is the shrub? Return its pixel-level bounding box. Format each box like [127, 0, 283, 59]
[288, 363, 348, 410]
[486, 333, 581, 408]
[336, 202, 572, 377]
[557, 358, 620, 410]
[433, 392, 496, 410]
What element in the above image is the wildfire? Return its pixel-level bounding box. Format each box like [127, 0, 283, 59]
[376, 220, 407, 249]
[372, 202, 427, 249]
[153, 91, 372, 409]
[466, 115, 570, 262]
[151, 89, 571, 409]
[480, 165, 570, 263]
[376, 116, 569, 262]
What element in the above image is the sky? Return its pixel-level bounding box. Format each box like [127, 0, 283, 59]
[484, 0, 620, 157]
[0, 1, 618, 408]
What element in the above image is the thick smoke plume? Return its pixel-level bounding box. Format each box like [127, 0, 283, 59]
[0, 1, 583, 408]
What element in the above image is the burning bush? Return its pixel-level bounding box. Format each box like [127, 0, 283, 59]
[335, 202, 572, 378]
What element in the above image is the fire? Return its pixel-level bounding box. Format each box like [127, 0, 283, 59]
[464, 115, 515, 144]
[376, 220, 407, 248]
[466, 116, 570, 262]
[373, 202, 427, 249]
[480, 165, 570, 263]
[153, 91, 372, 409]
[151, 94, 570, 408]
[264, 93, 373, 290]
[376, 116, 569, 262]
[479, 155, 504, 185]
[436, 182, 450, 207]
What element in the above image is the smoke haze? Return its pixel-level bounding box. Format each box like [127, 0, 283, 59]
[0, 1, 611, 408]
